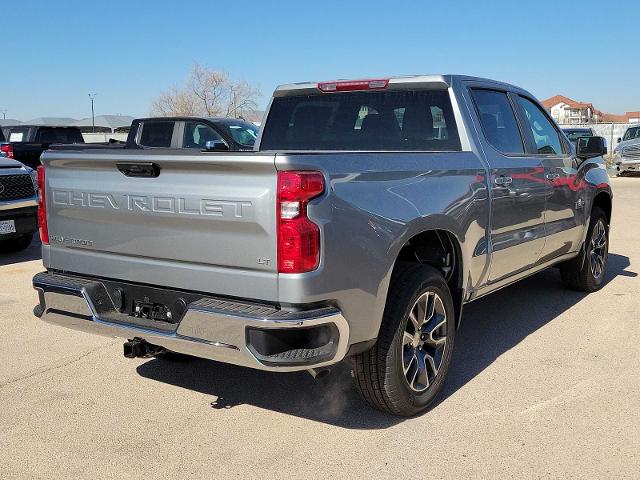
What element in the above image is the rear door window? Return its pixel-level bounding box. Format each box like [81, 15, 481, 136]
[471, 89, 524, 154]
[138, 121, 175, 148]
[260, 89, 461, 151]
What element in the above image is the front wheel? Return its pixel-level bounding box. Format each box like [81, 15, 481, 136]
[560, 207, 609, 292]
[351, 263, 455, 416]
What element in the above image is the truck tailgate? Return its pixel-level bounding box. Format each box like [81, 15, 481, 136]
[41, 150, 279, 300]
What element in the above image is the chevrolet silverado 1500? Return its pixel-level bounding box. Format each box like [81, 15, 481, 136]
[32, 75, 612, 416]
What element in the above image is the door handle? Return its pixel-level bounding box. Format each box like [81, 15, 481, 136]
[117, 162, 161, 178]
[494, 175, 513, 186]
[545, 173, 560, 181]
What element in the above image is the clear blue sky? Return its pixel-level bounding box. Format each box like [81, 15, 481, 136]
[2, 0, 638, 121]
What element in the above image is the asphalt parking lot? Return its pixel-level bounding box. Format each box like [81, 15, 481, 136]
[1, 177, 638, 479]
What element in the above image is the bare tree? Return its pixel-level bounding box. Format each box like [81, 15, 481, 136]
[150, 64, 260, 118]
[189, 63, 228, 117]
[226, 80, 259, 118]
[150, 86, 199, 116]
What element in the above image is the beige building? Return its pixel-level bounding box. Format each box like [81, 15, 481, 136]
[542, 95, 640, 124]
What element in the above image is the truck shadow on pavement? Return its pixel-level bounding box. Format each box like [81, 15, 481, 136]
[0, 237, 41, 266]
[136, 253, 634, 429]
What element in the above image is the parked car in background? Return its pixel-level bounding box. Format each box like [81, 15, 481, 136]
[562, 127, 594, 143]
[0, 125, 84, 169]
[32, 75, 611, 416]
[0, 156, 38, 252]
[613, 125, 640, 175]
[126, 117, 259, 151]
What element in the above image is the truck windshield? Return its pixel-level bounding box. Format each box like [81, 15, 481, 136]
[217, 121, 259, 147]
[623, 127, 640, 141]
[565, 130, 592, 142]
[260, 89, 461, 151]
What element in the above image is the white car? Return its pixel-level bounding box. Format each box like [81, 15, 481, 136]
[614, 125, 640, 176]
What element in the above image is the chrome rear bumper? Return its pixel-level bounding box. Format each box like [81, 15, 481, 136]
[33, 272, 349, 372]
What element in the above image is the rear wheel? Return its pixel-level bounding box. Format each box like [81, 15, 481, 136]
[560, 207, 609, 292]
[0, 233, 33, 253]
[352, 263, 455, 416]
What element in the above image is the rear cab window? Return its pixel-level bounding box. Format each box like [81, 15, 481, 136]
[260, 89, 461, 151]
[35, 127, 84, 144]
[137, 121, 175, 148]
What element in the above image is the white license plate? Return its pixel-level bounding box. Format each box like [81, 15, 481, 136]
[0, 220, 17, 234]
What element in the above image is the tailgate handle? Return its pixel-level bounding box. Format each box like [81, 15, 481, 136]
[117, 163, 160, 178]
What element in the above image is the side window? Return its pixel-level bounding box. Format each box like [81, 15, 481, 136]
[183, 122, 223, 149]
[517, 96, 563, 155]
[138, 121, 174, 148]
[471, 89, 524, 154]
[8, 127, 29, 142]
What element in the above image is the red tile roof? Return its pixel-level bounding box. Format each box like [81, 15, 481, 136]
[600, 112, 629, 123]
[542, 95, 593, 110]
[543, 95, 639, 123]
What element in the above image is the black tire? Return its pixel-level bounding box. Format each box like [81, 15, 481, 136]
[352, 263, 456, 416]
[560, 207, 609, 292]
[0, 233, 33, 253]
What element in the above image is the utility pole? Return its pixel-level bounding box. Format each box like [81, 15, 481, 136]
[88, 93, 97, 132]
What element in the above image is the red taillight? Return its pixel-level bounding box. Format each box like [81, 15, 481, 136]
[277, 171, 324, 273]
[0, 143, 14, 158]
[36, 166, 49, 245]
[317, 79, 389, 92]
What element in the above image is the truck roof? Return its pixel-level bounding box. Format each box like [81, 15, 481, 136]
[132, 117, 256, 125]
[4, 125, 81, 129]
[273, 74, 529, 97]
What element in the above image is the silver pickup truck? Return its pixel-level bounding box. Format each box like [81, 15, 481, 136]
[32, 75, 612, 416]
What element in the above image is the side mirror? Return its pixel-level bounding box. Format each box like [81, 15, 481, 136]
[576, 136, 606, 159]
[204, 140, 229, 152]
[617, 137, 622, 143]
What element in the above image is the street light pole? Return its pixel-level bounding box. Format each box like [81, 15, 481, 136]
[88, 93, 97, 133]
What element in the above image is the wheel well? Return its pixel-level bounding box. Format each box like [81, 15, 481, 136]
[593, 192, 612, 224]
[394, 230, 464, 327]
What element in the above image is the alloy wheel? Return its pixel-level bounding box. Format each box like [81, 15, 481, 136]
[589, 219, 607, 280]
[402, 291, 448, 392]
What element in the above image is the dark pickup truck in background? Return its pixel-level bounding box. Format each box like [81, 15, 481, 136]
[0, 125, 85, 169]
[45, 117, 260, 154]
[125, 117, 259, 151]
